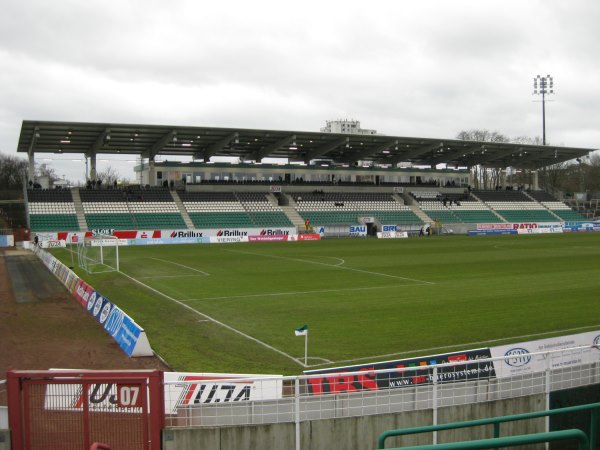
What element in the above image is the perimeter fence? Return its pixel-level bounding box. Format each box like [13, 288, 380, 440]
[163, 345, 600, 428]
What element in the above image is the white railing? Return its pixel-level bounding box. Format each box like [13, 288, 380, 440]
[164, 345, 600, 428]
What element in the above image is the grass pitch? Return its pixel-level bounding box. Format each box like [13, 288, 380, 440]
[52, 233, 600, 375]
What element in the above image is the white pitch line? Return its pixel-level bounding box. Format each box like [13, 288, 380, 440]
[150, 257, 210, 276]
[224, 249, 435, 285]
[180, 283, 427, 303]
[138, 275, 206, 279]
[117, 270, 305, 366]
[306, 324, 600, 368]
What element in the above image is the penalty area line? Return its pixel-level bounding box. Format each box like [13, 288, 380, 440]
[224, 249, 435, 285]
[117, 270, 306, 367]
[150, 257, 210, 276]
[181, 282, 430, 303]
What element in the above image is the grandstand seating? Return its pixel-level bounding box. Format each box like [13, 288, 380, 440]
[473, 190, 565, 223]
[180, 191, 293, 228]
[27, 189, 80, 232]
[293, 192, 422, 226]
[411, 191, 503, 224]
[528, 191, 588, 221]
[80, 187, 186, 230]
[28, 186, 588, 232]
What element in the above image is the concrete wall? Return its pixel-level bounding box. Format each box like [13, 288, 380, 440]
[163, 394, 546, 450]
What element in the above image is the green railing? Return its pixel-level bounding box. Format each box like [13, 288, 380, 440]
[378, 402, 600, 449]
[385, 429, 589, 450]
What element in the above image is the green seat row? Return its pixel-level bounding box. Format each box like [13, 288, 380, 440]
[551, 209, 587, 221]
[497, 210, 558, 222]
[30, 214, 80, 232]
[453, 211, 503, 223]
[85, 213, 135, 230]
[248, 212, 294, 227]
[189, 212, 255, 228]
[132, 213, 187, 230]
[424, 210, 460, 223]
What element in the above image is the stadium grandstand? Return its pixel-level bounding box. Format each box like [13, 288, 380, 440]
[14, 120, 596, 234]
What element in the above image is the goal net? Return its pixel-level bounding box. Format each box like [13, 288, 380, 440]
[78, 235, 120, 274]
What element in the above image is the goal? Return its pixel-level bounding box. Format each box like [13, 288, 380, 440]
[78, 235, 120, 274]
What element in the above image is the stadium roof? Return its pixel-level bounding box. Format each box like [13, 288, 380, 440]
[17, 120, 593, 169]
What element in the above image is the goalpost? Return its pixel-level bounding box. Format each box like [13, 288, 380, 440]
[78, 235, 120, 274]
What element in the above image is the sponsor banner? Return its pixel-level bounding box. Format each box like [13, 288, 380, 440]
[382, 225, 399, 232]
[44, 371, 283, 414]
[130, 237, 209, 246]
[490, 330, 600, 378]
[163, 372, 282, 413]
[89, 238, 128, 247]
[349, 225, 368, 237]
[477, 223, 514, 230]
[74, 279, 94, 307]
[377, 231, 408, 239]
[516, 227, 562, 235]
[33, 247, 152, 357]
[209, 236, 248, 244]
[0, 235, 14, 247]
[248, 235, 289, 242]
[297, 233, 321, 241]
[85, 290, 151, 357]
[44, 382, 143, 413]
[304, 348, 495, 395]
[469, 230, 518, 236]
[563, 221, 600, 233]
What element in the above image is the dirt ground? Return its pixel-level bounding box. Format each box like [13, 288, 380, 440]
[0, 248, 170, 385]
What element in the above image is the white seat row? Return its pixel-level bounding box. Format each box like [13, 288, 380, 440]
[29, 202, 76, 214]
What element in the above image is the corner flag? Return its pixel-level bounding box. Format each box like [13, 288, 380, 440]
[295, 324, 308, 336]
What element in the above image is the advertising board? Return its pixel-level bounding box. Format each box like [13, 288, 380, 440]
[35, 247, 153, 357]
[563, 221, 600, 232]
[490, 330, 600, 378]
[304, 348, 494, 394]
[163, 372, 282, 413]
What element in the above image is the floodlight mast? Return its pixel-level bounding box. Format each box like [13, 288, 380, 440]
[533, 74, 554, 145]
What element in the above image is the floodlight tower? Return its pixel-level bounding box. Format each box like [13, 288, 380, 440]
[533, 74, 554, 145]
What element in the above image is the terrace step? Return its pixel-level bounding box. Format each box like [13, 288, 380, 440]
[170, 190, 194, 229]
[70, 187, 88, 231]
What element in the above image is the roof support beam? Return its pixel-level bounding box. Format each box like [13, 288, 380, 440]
[89, 127, 111, 157]
[246, 134, 296, 161]
[202, 132, 239, 161]
[382, 141, 444, 166]
[305, 137, 348, 163]
[27, 126, 39, 181]
[343, 139, 398, 164]
[145, 129, 177, 160]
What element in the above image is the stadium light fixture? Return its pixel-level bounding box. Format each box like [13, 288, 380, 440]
[533, 74, 554, 145]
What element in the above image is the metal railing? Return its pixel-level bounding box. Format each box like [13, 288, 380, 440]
[377, 402, 600, 449]
[163, 345, 600, 428]
[384, 429, 589, 450]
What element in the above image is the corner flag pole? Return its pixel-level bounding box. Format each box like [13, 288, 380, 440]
[304, 331, 308, 366]
[294, 324, 309, 366]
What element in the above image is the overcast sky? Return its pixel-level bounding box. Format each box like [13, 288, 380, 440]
[1, 0, 598, 183]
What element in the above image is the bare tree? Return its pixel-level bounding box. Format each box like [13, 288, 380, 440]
[96, 166, 120, 187]
[0, 152, 28, 190]
[456, 129, 510, 189]
[36, 163, 59, 184]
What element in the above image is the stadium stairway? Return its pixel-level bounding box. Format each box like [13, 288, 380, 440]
[280, 195, 306, 229]
[70, 187, 88, 231]
[407, 204, 433, 223]
[170, 190, 194, 229]
[469, 191, 507, 222]
[522, 191, 563, 221]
